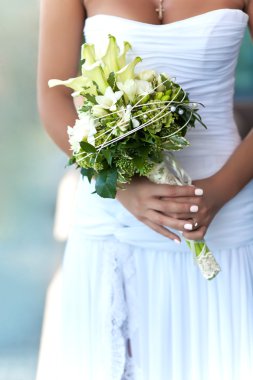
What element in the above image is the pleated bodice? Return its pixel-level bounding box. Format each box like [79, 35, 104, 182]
[80, 9, 253, 249]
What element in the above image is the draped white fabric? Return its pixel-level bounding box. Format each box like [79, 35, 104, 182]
[36, 9, 253, 380]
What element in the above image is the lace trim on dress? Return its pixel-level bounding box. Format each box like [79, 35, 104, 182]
[102, 240, 139, 380]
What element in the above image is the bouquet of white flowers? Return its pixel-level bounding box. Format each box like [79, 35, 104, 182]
[49, 35, 221, 280]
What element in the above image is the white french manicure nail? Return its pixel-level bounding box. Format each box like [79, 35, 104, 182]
[174, 239, 181, 244]
[184, 223, 193, 230]
[195, 188, 203, 196]
[190, 205, 199, 212]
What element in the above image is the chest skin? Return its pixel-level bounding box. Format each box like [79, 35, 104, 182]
[83, 0, 245, 24]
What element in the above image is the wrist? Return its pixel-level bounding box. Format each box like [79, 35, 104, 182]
[209, 170, 241, 207]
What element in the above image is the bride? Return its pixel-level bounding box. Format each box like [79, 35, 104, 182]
[37, 1, 253, 379]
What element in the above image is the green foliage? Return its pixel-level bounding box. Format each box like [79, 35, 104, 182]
[85, 94, 97, 104]
[67, 36, 207, 198]
[67, 156, 76, 166]
[95, 168, 118, 198]
[80, 141, 96, 153]
[81, 167, 96, 183]
[107, 72, 116, 90]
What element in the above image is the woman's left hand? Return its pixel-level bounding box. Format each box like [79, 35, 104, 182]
[184, 175, 226, 240]
[171, 175, 225, 241]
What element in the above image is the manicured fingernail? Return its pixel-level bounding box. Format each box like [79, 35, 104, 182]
[184, 223, 193, 230]
[190, 205, 198, 212]
[195, 188, 203, 196]
[174, 239, 181, 244]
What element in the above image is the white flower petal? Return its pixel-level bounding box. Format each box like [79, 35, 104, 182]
[131, 118, 140, 129]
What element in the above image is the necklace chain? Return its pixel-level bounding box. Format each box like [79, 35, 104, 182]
[155, 0, 165, 21]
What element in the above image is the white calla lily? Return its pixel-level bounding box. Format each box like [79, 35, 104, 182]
[101, 35, 120, 77]
[48, 76, 91, 96]
[82, 61, 108, 94]
[118, 41, 132, 68]
[116, 57, 142, 83]
[81, 43, 96, 65]
[96, 86, 123, 111]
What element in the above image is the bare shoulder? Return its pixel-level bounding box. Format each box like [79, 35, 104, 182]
[38, 0, 86, 93]
[246, 0, 253, 37]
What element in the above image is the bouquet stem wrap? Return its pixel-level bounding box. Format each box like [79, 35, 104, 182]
[147, 151, 221, 280]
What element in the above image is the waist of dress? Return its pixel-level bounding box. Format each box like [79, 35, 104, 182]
[72, 177, 253, 252]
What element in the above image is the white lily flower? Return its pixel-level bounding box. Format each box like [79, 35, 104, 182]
[67, 115, 97, 153]
[92, 105, 108, 117]
[95, 86, 123, 111]
[117, 105, 140, 132]
[135, 79, 153, 96]
[131, 118, 140, 129]
[117, 79, 138, 103]
[136, 70, 156, 82]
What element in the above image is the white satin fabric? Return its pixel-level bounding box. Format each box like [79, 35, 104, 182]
[36, 9, 253, 380]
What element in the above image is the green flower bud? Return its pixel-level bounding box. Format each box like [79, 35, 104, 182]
[139, 94, 150, 104]
[154, 92, 164, 100]
[161, 95, 170, 101]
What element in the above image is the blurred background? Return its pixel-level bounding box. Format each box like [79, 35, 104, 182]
[0, 2, 252, 379]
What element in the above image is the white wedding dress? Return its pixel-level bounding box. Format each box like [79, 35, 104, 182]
[36, 9, 253, 380]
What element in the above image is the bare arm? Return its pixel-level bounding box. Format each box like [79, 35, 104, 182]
[37, 0, 86, 155]
[246, 0, 253, 37]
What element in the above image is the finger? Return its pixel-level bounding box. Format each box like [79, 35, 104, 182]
[163, 196, 202, 206]
[151, 198, 200, 215]
[146, 210, 197, 233]
[182, 226, 207, 241]
[143, 218, 181, 243]
[156, 184, 204, 198]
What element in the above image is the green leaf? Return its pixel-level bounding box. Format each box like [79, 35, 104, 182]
[67, 156, 76, 166]
[160, 74, 171, 90]
[81, 167, 95, 183]
[107, 72, 116, 89]
[162, 136, 190, 151]
[85, 94, 97, 104]
[133, 155, 146, 170]
[95, 168, 118, 198]
[195, 113, 207, 129]
[103, 149, 113, 166]
[170, 136, 189, 146]
[80, 141, 96, 153]
[80, 103, 92, 112]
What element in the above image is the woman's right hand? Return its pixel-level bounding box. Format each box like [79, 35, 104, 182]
[116, 176, 204, 243]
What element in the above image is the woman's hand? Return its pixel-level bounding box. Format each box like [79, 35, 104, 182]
[116, 176, 204, 243]
[181, 175, 225, 241]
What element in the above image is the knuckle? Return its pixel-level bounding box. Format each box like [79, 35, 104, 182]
[136, 214, 145, 223]
[192, 197, 202, 206]
[156, 214, 165, 225]
[167, 185, 177, 197]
